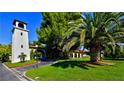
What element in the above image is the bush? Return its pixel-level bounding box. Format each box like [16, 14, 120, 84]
[0, 44, 11, 62]
[104, 45, 124, 58]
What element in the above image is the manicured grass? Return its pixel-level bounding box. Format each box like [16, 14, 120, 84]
[59, 56, 90, 62]
[26, 57, 124, 81]
[4, 60, 36, 68]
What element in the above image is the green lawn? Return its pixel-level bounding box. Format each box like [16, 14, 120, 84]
[26, 57, 124, 81]
[4, 60, 36, 68]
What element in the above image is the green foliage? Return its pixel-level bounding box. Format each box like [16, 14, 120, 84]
[34, 51, 42, 61]
[37, 12, 124, 61]
[68, 12, 124, 62]
[37, 12, 81, 59]
[18, 53, 27, 62]
[0, 44, 11, 62]
[105, 45, 124, 58]
[30, 49, 35, 60]
[115, 45, 122, 58]
[30, 49, 42, 61]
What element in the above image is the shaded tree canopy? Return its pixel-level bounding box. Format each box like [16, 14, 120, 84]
[37, 12, 82, 59]
[37, 12, 124, 62]
[68, 12, 124, 62]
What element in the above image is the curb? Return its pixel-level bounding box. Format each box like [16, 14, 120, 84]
[2, 63, 26, 81]
[3, 61, 57, 81]
[22, 62, 58, 81]
[23, 71, 34, 81]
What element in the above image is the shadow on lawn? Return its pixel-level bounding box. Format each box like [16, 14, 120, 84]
[104, 58, 124, 61]
[51, 60, 96, 70]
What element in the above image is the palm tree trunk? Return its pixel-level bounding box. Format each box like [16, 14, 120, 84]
[90, 44, 101, 63]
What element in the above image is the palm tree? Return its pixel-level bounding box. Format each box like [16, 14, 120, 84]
[18, 53, 27, 62]
[65, 12, 124, 63]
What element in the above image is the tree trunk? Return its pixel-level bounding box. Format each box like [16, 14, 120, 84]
[90, 44, 101, 63]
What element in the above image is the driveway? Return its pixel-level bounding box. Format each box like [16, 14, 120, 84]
[0, 63, 27, 81]
[0, 61, 55, 81]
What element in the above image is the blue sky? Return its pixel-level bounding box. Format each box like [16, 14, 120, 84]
[0, 12, 42, 44]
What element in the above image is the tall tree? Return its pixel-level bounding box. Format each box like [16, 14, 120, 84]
[37, 12, 81, 59]
[68, 12, 124, 62]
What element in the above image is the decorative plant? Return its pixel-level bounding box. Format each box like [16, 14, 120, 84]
[18, 53, 27, 62]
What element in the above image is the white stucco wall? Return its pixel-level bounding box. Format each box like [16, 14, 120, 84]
[12, 26, 30, 63]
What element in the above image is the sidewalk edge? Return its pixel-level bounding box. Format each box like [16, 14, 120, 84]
[23, 71, 34, 81]
[2, 63, 24, 81]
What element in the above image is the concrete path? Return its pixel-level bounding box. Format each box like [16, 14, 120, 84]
[0, 63, 27, 81]
[12, 61, 55, 81]
[0, 61, 55, 81]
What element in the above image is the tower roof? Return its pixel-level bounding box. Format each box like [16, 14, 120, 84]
[13, 19, 27, 25]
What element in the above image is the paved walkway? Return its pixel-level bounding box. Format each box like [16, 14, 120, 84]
[0, 63, 26, 81]
[13, 61, 55, 81]
[0, 61, 55, 81]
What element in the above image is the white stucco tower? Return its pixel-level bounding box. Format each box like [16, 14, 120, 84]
[12, 20, 30, 63]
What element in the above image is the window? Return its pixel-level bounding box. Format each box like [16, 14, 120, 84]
[21, 32, 23, 36]
[21, 45, 23, 48]
[18, 23, 24, 29]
